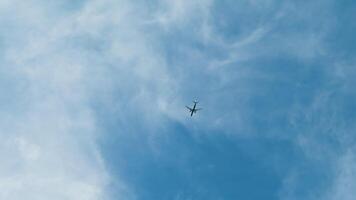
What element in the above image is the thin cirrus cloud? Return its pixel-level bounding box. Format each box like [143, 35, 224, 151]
[1, 0, 356, 200]
[0, 0, 134, 199]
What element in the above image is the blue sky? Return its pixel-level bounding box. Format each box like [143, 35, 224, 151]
[1, 0, 356, 199]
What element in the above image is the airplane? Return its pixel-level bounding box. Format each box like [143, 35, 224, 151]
[186, 100, 202, 116]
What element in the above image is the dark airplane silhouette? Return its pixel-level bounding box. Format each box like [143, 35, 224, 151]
[186, 100, 202, 116]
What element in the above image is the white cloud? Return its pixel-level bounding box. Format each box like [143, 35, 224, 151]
[1, 0, 354, 199]
[0, 0, 213, 198]
[0, 0, 143, 199]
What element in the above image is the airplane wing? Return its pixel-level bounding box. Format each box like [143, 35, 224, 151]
[195, 108, 202, 111]
[186, 106, 193, 111]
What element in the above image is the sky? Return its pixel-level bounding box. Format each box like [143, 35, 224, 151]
[0, 0, 356, 199]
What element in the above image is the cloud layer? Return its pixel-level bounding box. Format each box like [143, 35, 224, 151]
[1, 0, 356, 199]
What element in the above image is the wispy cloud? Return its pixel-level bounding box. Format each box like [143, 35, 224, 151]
[1, 0, 356, 199]
[0, 0, 135, 199]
